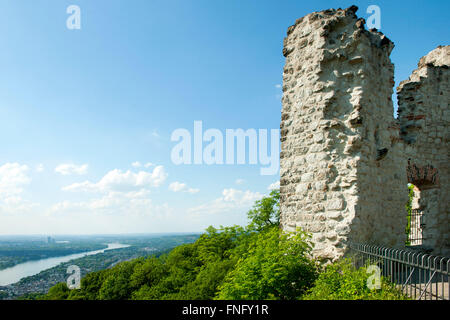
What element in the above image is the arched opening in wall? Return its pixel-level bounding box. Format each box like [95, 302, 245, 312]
[405, 161, 440, 249]
[405, 184, 423, 246]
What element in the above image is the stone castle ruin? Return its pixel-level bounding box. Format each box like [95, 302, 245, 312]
[279, 6, 449, 262]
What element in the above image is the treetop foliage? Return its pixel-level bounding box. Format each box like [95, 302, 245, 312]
[41, 188, 406, 301]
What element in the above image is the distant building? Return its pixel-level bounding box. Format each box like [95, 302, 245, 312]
[46, 236, 55, 244]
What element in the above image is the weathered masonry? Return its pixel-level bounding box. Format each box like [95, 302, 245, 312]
[279, 6, 449, 262]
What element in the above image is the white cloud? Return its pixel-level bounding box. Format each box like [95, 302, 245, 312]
[55, 163, 88, 176]
[131, 161, 142, 168]
[151, 130, 160, 138]
[58, 165, 169, 224]
[222, 188, 261, 203]
[49, 200, 85, 213]
[50, 188, 172, 219]
[187, 188, 262, 217]
[0, 163, 37, 214]
[185, 188, 200, 194]
[235, 179, 245, 185]
[132, 161, 154, 168]
[168, 181, 186, 192]
[35, 164, 44, 173]
[62, 165, 168, 193]
[169, 181, 199, 194]
[62, 180, 97, 192]
[0, 163, 31, 197]
[275, 84, 282, 88]
[268, 181, 280, 190]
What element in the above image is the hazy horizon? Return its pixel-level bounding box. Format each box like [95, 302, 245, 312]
[0, 231, 203, 238]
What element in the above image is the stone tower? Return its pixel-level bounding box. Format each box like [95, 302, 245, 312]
[279, 6, 449, 262]
[397, 46, 449, 254]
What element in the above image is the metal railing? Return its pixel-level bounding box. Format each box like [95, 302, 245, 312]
[407, 208, 424, 246]
[348, 243, 449, 300]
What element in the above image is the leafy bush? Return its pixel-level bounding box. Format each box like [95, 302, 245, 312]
[303, 259, 409, 300]
[216, 226, 318, 300]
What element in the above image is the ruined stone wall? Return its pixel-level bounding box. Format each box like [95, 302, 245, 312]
[397, 46, 450, 256]
[280, 6, 449, 262]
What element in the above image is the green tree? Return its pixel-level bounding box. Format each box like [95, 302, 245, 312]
[0, 290, 8, 299]
[67, 268, 109, 300]
[98, 260, 140, 300]
[195, 225, 244, 263]
[46, 282, 70, 300]
[129, 257, 168, 291]
[247, 189, 280, 231]
[174, 259, 236, 300]
[216, 226, 317, 300]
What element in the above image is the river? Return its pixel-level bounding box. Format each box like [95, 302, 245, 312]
[0, 243, 130, 286]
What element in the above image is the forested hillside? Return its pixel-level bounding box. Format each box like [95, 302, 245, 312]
[41, 190, 407, 300]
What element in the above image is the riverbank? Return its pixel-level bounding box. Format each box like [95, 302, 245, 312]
[0, 242, 108, 271]
[0, 234, 200, 299]
[0, 243, 129, 287]
[0, 244, 134, 299]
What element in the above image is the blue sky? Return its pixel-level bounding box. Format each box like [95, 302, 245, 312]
[0, 0, 448, 235]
